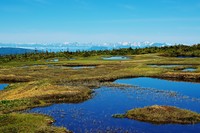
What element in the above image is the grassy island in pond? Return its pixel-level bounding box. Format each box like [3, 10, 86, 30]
[113, 105, 200, 124]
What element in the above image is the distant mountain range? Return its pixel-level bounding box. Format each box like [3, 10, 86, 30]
[0, 47, 37, 56]
[0, 42, 172, 55]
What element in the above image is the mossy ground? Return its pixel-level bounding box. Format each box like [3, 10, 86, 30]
[0, 113, 68, 133]
[0, 54, 200, 132]
[113, 105, 200, 124]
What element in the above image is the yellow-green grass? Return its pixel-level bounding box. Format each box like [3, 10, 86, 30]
[0, 54, 200, 132]
[113, 105, 200, 124]
[0, 54, 199, 108]
[0, 80, 92, 113]
[0, 54, 199, 105]
[0, 113, 68, 133]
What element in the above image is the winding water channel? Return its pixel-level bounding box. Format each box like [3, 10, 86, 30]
[24, 78, 200, 132]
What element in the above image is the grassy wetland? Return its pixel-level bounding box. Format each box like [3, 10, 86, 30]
[0, 45, 200, 132]
[113, 105, 200, 124]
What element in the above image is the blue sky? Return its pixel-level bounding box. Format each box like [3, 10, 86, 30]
[0, 0, 200, 44]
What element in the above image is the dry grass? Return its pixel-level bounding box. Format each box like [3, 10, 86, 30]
[113, 105, 200, 124]
[0, 80, 92, 114]
[0, 54, 199, 113]
[0, 74, 32, 82]
[160, 72, 200, 81]
[0, 80, 90, 101]
[0, 54, 200, 132]
[0, 54, 199, 83]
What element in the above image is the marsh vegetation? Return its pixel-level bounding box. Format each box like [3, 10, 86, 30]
[26, 78, 200, 132]
[0, 45, 200, 132]
[113, 105, 200, 124]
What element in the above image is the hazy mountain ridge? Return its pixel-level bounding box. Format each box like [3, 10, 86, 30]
[0, 47, 38, 56]
[0, 42, 173, 55]
[0, 42, 172, 51]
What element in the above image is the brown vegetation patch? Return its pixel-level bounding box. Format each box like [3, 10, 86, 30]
[0, 74, 32, 82]
[160, 72, 200, 81]
[0, 80, 92, 103]
[113, 105, 200, 124]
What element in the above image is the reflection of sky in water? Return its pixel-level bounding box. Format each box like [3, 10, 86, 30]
[26, 78, 200, 133]
[149, 65, 182, 68]
[116, 77, 200, 99]
[21, 65, 96, 69]
[102, 56, 129, 60]
[0, 84, 8, 90]
[177, 56, 197, 58]
[71, 66, 96, 69]
[182, 68, 197, 72]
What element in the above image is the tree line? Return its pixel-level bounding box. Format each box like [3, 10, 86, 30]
[0, 44, 200, 63]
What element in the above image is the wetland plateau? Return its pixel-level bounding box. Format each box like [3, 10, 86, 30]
[0, 50, 200, 133]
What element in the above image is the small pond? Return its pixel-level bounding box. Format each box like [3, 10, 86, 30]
[26, 78, 200, 133]
[71, 66, 96, 69]
[182, 68, 197, 72]
[0, 84, 8, 90]
[177, 56, 198, 58]
[149, 65, 182, 68]
[102, 56, 129, 60]
[46, 58, 59, 62]
[21, 65, 95, 70]
[53, 59, 59, 62]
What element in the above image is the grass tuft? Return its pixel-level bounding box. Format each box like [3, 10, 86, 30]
[113, 105, 200, 124]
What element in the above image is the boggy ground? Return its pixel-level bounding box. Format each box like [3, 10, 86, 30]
[113, 105, 200, 124]
[0, 54, 200, 132]
[0, 113, 69, 133]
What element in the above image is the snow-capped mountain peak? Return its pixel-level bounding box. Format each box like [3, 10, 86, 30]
[0, 42, 172, 52]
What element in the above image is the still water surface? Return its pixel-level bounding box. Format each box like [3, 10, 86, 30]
[102, 56, 129, 60]
[0, 84, 8, 90]
[26, 78, 200, 133]
[149, 65, 182, 68]
[182, 68, 197, 72]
